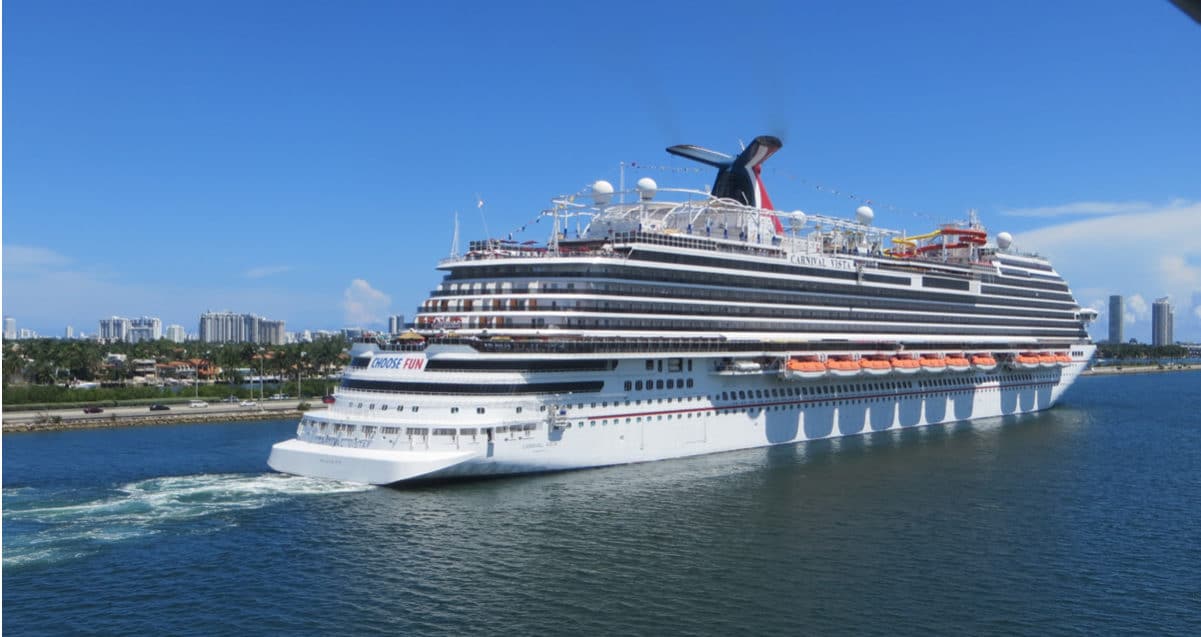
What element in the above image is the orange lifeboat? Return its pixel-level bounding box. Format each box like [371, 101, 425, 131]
[859, 356, 893, 376]
[945, 353, 971, 372]
[1038, 352, 1058, 368]
[890, 354, 921, 374]
[785, 356, 827, 380]
[919, 354, 947, 373]
[970, 353, 998, 371]
[827, 356, 863, 377]
[1054, 352, 1072, 366]
[1013, 352, 1042, 369]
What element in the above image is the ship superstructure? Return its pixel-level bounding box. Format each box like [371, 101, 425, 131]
[268, 136, 1098, 485]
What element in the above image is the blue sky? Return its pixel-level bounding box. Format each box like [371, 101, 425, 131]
[5, 0, 1201, 341]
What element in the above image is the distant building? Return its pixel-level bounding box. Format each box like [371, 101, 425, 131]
[129, 316, 163, 342]
[388, 314, 405, 335]
[98, 316, 132, 343]
[4, 317, 16, 340]
[259, 320, 286, 346]
[65, 325, 74, 339]
[1108, 295, 1123, 344]
[1152, 297, 1174, 346]
[198, 311, 284, 344]
[19, 328, 36, 339]
[165, 324, 186, 343]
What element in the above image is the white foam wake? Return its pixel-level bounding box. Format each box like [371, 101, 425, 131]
[3, 473, 371, 567]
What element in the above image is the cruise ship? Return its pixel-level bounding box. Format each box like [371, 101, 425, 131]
[268, 135, 1098, 485]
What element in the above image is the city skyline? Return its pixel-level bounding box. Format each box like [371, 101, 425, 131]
[4, 2, 1200, 341]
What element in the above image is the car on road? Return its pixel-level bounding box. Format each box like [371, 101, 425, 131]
[268, 394, 288, 401]
[322, 395, 336, 404]
[240, 400, 259, 408]
[83, 406, 104, 414]
[149, 403, 171, 411]
[223, 396, 239, 403]
[189, 400, 209, 408]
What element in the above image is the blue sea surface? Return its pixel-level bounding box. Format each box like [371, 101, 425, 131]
[4, 371, 1200, 636]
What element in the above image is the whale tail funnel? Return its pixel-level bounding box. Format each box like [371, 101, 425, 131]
[667, 135, 782, 212]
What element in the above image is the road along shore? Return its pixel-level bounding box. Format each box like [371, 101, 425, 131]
[2, 402, 326, 433]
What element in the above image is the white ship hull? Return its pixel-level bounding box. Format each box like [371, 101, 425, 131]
[268, 346, 1092, 485]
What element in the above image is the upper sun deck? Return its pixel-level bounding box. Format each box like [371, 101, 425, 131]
[439, 187, 1023, 276]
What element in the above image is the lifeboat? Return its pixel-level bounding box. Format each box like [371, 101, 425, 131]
[1054, 352, 1072, 367]
[826, 356, 863, 377]
[970, 353, 998, 371]
[945, 353, 972, 373]
[890, 354, 921, 374]
[859, 356, 893, 376]
[784, 356, 827, 380]
[919, 354, 947, 373]
[1012, 353, 1042, 370]
[1038, 352, 1058, 368]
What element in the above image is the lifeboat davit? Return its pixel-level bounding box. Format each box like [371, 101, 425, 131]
[784, 356, 827, 380]
[1038, 352, 1058, 368]
[890, 354, 921, 374]
[919, 354, 947, 373]
[970, 353, 998, 371]
[945, 353, 972, 373]
[827, 356, 863, 377]
[859, 356, 893, 376]
[1054, 352, 1072, 367]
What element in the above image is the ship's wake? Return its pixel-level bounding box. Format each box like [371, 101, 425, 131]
[2, 473, 370, 568]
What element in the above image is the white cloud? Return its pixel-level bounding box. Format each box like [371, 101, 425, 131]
[3, 244, 73, 270]
[244, 265, 293, 279]
[1000, 200, 1184, 218]
[1013, 201, 1201, 341]
[1125, 294, 1149, 326]
[342, 279, 391, 326]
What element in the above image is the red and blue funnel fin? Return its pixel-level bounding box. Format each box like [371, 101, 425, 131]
[666, 135, 783, 213]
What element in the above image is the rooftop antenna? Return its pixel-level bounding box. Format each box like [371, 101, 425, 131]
[449, 211, 460, 257]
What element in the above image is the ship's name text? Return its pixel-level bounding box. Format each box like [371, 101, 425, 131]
[788, 254, 856, 271]
[370, 357, 426, 371]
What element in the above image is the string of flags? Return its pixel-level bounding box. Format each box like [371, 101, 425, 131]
[626, 161, 944, 224]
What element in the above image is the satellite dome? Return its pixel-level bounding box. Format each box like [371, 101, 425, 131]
[636, 177, 658, 201]
[996, 232, 1013, 250]
[792, 211, 806, 228]
[855, 205, 874, 225]
[591, 180, 614, 206]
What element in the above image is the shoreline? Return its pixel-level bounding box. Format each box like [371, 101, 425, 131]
[2, 406, 315, 434]
[1082, 363, 1201, 377]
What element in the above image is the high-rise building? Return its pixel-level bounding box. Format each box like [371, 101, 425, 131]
[259, 320, 286, 345]
[98, 316, 132, 343]
[388, 314, 405, 335]
[1152, 297, 1174, 346]
[1108, 295, 1124, 344]
[65, 325, 74, 339]
[4, 317, 16, 340]
[199, 311, 285, 344]
[129, 317, 163, 342]
[165, 324, 186, 343]
[19, 328, 36, 339]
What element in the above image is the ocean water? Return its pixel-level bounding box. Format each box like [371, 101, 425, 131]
[4, 371, 1200, 636]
